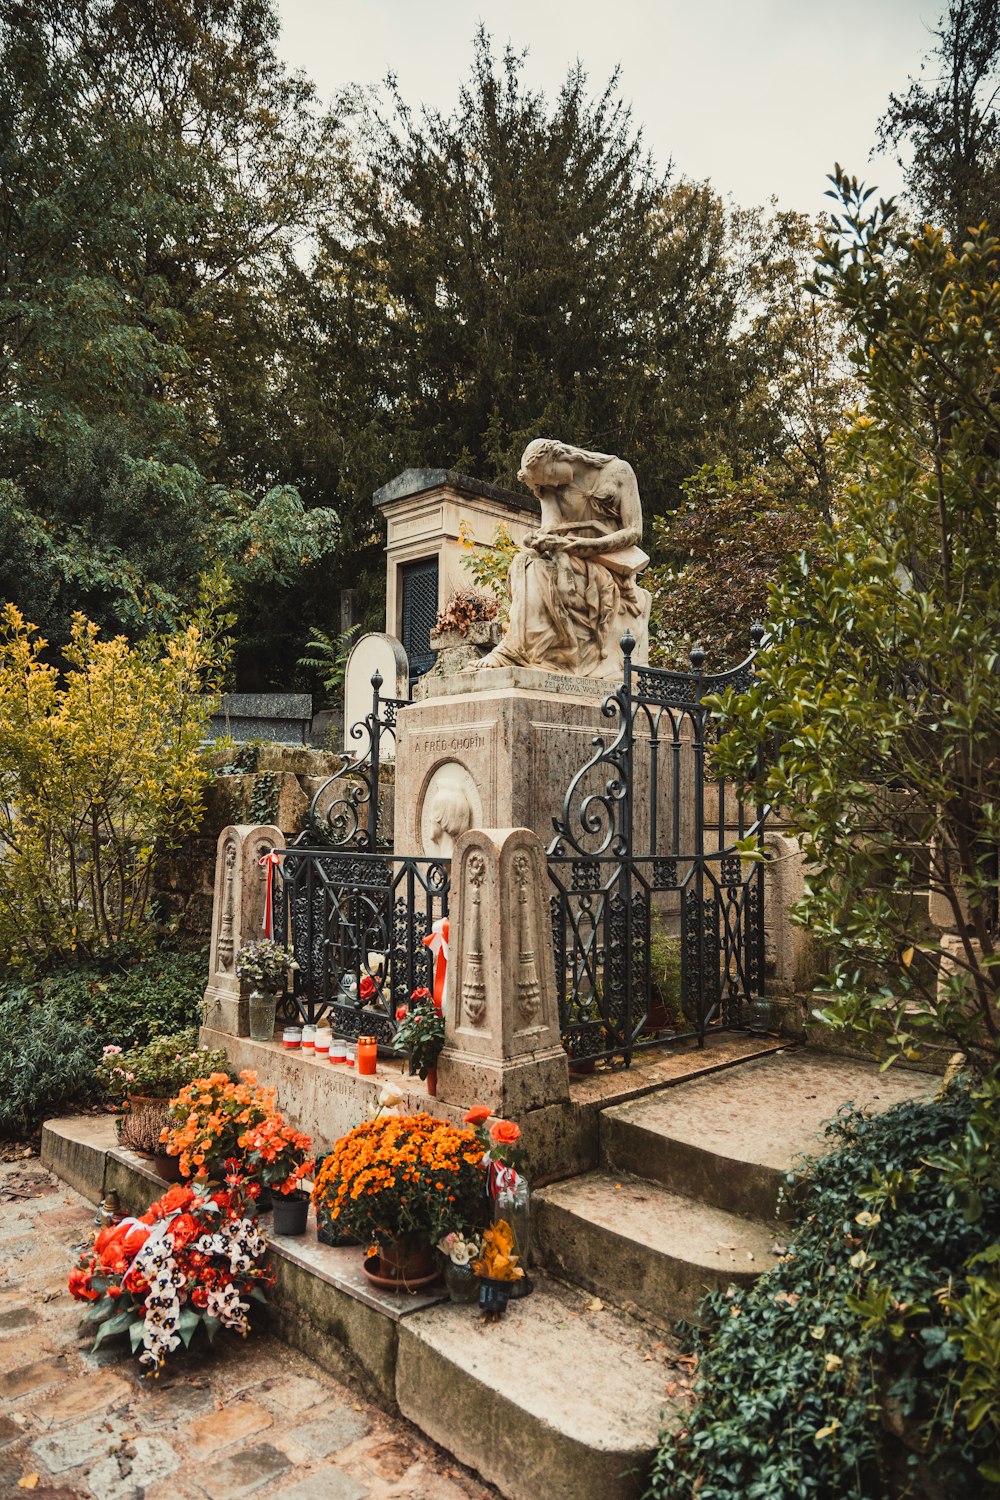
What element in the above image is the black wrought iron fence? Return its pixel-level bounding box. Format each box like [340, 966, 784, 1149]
[298, 670, 406, 851]
[273, 848, 449, 1040]
[548, 629, 768, 1066]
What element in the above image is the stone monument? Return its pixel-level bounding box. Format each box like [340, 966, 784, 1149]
[437, 827, 569, 1115]
[203, 823, 285, 1036]
[478, 438, 651, 677]
[395, 438, 653, 856]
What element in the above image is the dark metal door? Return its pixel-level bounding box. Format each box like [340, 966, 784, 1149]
[401, 557, 439, 688]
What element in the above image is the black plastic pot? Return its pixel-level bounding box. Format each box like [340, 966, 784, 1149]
[271, 1192, 309, 1236]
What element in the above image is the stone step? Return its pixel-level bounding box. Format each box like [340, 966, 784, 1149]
[41, 1116, 678, 1500]
[398, 1272, 682, 1500]
[533, 1169, 780, 1326]
[600, 1050, 936, 1220]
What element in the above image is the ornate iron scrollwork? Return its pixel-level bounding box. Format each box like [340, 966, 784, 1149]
[547, 625, 770, 1067]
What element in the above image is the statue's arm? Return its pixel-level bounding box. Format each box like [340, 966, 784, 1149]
[564, 461, 642, 556]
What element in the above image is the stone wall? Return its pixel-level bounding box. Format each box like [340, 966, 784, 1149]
[154, 743, 360, 936]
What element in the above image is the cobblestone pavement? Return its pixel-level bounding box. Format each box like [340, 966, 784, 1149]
[0, 1158, 500, 1500]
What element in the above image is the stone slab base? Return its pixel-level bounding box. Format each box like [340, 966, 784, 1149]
[198, 1028, 788, 1182]
[41, 1115, 681, 1500]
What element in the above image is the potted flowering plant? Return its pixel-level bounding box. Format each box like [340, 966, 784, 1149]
[392, 987, 445, 1091]
[69, 1180, 272, 1375]
[235, 939, 296, 1041]
[242, 1118, 314, 1236]
[159, 1070, 279, 1192]
[96, 1032, 231, 1158]
[437, 1228, 483, 1303]
[312, 1113, 486, 1285]
[465, 1107, 531, 1299]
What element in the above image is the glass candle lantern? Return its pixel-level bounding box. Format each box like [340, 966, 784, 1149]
[357, 1035, 377, 1075]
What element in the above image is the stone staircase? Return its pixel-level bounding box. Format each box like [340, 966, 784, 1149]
[42, 1048, 935, 1500]
[533, 1051, 935, 1340]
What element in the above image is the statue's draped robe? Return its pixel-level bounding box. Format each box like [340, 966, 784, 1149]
[486, 530, 622, 677]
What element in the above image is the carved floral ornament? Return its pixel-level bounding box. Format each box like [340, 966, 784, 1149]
[512, 851, 541, 1024]
[461, 850, 487, 1027]
[217, 838, 239, 972]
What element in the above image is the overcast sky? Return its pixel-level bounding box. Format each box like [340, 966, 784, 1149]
[275, 0, 938, 219]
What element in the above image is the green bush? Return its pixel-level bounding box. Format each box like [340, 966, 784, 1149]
[0, 1001, 98, 1137]
[0, 945, 208, 1052]
[0, 944, 208, 1136]
[644, 1086, 1000, 1498]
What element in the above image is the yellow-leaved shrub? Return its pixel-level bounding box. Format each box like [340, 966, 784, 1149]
[0, 580, 231, 965]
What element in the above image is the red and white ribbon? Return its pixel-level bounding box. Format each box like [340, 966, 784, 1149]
[422, 915, 449, 1012]
[258, 850, 284, 938]
[489, 1161, 521, 1208]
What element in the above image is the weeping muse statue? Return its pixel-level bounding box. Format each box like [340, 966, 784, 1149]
[477, 438, 652, 679]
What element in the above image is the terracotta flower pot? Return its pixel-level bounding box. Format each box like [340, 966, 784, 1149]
[376, 1236, 436, 1283]
[153, 1150, 183, 1183]
[425, 1066, 437, 1097]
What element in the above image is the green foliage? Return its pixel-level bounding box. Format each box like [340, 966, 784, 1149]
[234, 940, 295, 990]
[246, 772, 279, 827]
[0, 578, 232, 967]
[392, 991, 445, 1080]
[878, 0, 1000, 239]
[458, 521, 518, 622]
[0, 997, 98, 1136]
[648, 926, 682, 1029]
[711, 174, 1000, 1068]
[95, 1029, 230, 1101]
[0, 0, 344, 675]
[0, 944, 206, 1134]
[644, 1084, 1000, 1498]
[648, 463, 820, 670]
[297, 624, 362, 698]
[315, 31, 790, 521]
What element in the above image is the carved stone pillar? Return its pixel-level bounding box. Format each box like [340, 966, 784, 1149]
[203, 824, 285, 1036]
[437, 827, 569, 1115]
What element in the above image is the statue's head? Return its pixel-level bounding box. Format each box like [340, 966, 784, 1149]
[518, 438, 573, 491]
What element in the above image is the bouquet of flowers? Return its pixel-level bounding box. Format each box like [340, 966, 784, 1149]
[433, 588, 498, 636]
[68, 1181, 272, 1376]
[159, 1070, 279, 1184]
[96, 1031, 231, 1103]
[312, 1113, 486, 1250]
[241, 1117, 314, 1197]
[472, 1219, 524, 1283]
[392, 988, 445, 1080]
[235, 939, 295, 991]
[437, 1228, 482, 1266]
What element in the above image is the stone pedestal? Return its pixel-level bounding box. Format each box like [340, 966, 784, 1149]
[437, 828, 569, 1116]
[397, 668, 622, 856]
[203, 823, 285, 1036]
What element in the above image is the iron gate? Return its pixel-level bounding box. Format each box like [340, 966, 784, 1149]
[274, 672, 450, 1037]
[548, 628, 768, 1066]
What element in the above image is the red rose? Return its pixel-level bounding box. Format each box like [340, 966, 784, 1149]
[464, 1105, 491, 1126]
[489, 1120, 521, 1147]
[359, 975, 378, 1000]
[68, 1266, 99, 1302]
[169, 1213, 199, 1250]
[411, 987, 431, 1002]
